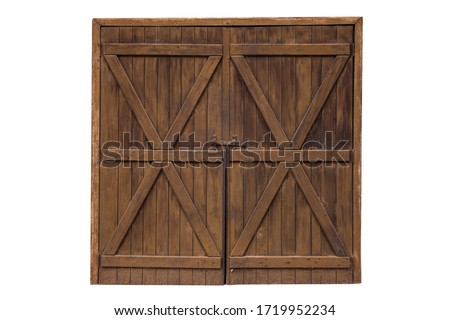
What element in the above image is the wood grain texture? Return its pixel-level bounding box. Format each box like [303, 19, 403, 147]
[227, 27, 245, 284]
[291, 166, 348, 256]
[231, 55, 288, 144]
[90, 19, 101, 285]
[231, 165, 289, 256]
[104, 55, 162, 148]
[103, 167, 161, 255]
[163, 163, 220, 257]
[255, 27, 270, 284]
[102, 149, 223, 162]
[179, 26, 195, 285]
[93, 19, 361, 285]
[115, 27, 133, 285]
[230, 44, 351, 56]
[98, 26, 119, 284]
[102, 256, 221, 268]
[103, 43, 222, 55]
[164, 56, 221, 145]
[229, 149, 351, 162]
[353, 18, 363, 283]
[230, 256, 350, 268]
[95, 17, 361, 27]
[292, 55, 349, 148]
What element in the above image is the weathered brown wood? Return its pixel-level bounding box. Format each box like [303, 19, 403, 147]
[93, 18, 362, 285]
[266, 26, 283, 285]
[227, 26, 245, 284]
[280, 26, 297, 284]
[102, 149, 223, 162]
[103, 167, 161, 254]
[90, 19, 101, 285]
[335, 25, 354, 284]
[141, 27, 158, 285]
[98, 26, 119, 284]
[103, 43, 222, 56]
[104, 55, 162, 148]
[254, 27, 270, 284]
[291, 165, 348, 256]
[242, 27, 257, 284]
[179, 26, 195, 285]
[222, 28, 231, 141]
[163, 163, 220, 257]
[292, 55, 349, 148]
[230, 149, 351, 162]
[116, 25, 133, 285]
[230, 44, 351, 56]
[353, 17, 363, 283]
[164, 56, 221, 145]
[231, 165, 289, 256]
[191, 27, 209, 285]
[155, 28, 170, 284]
[231, 55, 288, 144]
[96, 17, 361, 27]
[205, 26, 224, 285]
[167, 28, 182, 284]
[102, 255, 222, 269]
[293, 26, 313, 284]
[230, 256, 351, 268]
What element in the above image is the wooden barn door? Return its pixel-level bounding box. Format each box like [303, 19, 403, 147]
[226, 26, 356, 284]
[96, 26, 225, 285]
[92, 19, 362, 285]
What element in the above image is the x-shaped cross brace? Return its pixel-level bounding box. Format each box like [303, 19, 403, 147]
[102, 54, 221, 257]
[230, 54, 350, 257]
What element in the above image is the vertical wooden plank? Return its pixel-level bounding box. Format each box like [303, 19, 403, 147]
[155, 26, 170, 285]
[243, 27, 257, 284]
[116, 26, 133, 285]
[130, 26, 145, 285]
[222, 27, 230, 284]
[336, 25, 354, 284]
[280, 26, 296, 284]
[206, 166, 223, 284]
[91, 19, 101, 285]
[206, 27, 223, 285]
[228, 164, 243, 284]
[320, 25, 337, 284]
[353, 18, 363, 283]
[179, 26, 195, 285]
[228, 27, 244, 284]
[207, 27, 222, 141]
[142, 26, 158, 285]
[255, 27, 269, 284]
[267, 26, 282, 284]
[193, 26, 207, 285]
[99, 26, 119, 284]
[222, 28, 230, 142]
[295, 25, 312, 284]
[166, 27, 182, 284]
[310, 26, 322, 284]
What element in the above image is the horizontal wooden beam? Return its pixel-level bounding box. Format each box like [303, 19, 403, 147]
[229, 256, 351, 269]
[230, 149, 351, 162]
[103, 44, 222, 56]
[95, 17, 361, 27]
[230, 44, 352, 56]
[101, 149, 223, 162]
[101, 255, 222, 269]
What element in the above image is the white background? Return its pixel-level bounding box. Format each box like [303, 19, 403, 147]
[1, 1, 449, 319]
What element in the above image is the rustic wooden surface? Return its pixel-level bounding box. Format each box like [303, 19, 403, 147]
[92, 18, 362, 285]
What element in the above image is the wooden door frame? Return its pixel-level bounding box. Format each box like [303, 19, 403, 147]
[91, 17, 362, 284]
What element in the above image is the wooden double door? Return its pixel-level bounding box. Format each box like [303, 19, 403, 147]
[91, 18, 362, 285]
